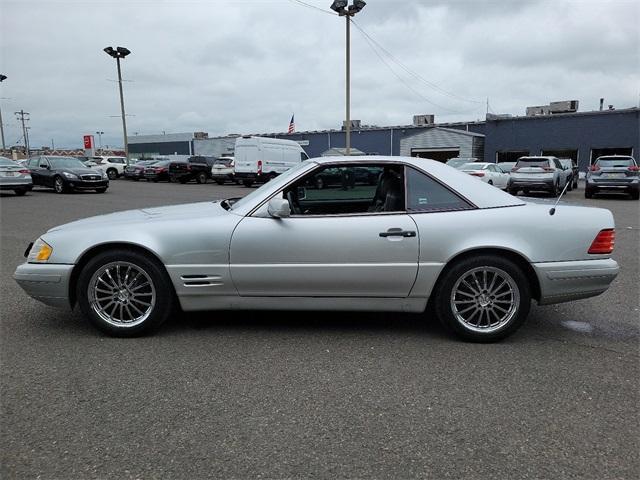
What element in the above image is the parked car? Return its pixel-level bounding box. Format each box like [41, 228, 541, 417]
[0, 156, 32, 195]
[586, 155, 639, 200]
[446, 157, 479, 169]
[459, 162, 510, 189]
[210, 156, 236, 185]
[14, 156, 618, 342]
[89, 156, 128, 180]
[26, 156, 108, 193]
[559, 158, 579, 190]
[169, 156, 215, 184]
[124, 160, 157, 181]
[144, 161, 171, 182]
[508, 156, 570, 196]
[496, 162, 517, 174]
[234, 136, 309, 187]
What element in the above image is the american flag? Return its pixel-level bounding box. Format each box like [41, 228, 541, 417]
[288, 114, 295, 134]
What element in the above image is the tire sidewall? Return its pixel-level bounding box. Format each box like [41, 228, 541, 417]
[76, 250, 174, 337]
[54, 176, 65, 193]
[433, 255, 531, 342]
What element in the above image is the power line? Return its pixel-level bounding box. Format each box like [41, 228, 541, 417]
[288, 0, 336, 16]
[351, 20, 484, 105]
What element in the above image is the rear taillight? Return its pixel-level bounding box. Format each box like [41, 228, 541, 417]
[470, 172, 485, 177]
[158, 168, 167, 173]
[19, 169, 30, 174]
[589, 164, 600, 171]
[588, 229, 615, 254]
[257, 160, 263, 174]
[628, 166, 639, 172]
[542, 167, 554, 172]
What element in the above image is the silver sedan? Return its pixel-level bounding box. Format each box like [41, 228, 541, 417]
[14, 156, 619, 342]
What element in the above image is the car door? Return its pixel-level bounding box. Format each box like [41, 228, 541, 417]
[489, 164, 508, 188]
[29, 157, 49, 186]
[229, 163, 419, 297]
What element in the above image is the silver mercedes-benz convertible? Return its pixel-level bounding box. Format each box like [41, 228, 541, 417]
[14, 156, 619, 341]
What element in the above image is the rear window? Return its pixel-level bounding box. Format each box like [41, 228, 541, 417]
[596, 158, 635, 167]
[406, 167, 472, 213]
[515, 158, 551, 168]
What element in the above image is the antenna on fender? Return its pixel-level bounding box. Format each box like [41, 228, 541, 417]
[549, 180, 572, 215]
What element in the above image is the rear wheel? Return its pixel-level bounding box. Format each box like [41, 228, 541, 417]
[106, 168, 118, 180]
[243, 180, 254, 187]
[215, 179, 225, 185]
[488, 180, 493, 186]
[585, 188, 594, 199]
[567, 179, 573, 191]
[14, 188, 27, 196]
[196, 172, 207, 184]
[432, 255, 531, 342]
[95, 187, 107, 193]
[550, 181, 559, 197]
[630, 189, 639, 200]
[76, 250, 174, 337]
[508, 188, 518, 196]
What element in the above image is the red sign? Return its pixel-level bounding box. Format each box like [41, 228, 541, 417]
[83, 135, 93, 149]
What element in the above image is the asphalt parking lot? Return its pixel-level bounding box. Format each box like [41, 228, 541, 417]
[1, 179, 638, 479]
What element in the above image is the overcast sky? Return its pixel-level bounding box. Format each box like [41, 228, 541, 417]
[1, 0, 638, 149]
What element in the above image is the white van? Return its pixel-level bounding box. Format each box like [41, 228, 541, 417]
[234, 136, 309, 186]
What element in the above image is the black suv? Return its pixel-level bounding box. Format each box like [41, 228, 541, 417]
[168, 156, 215, 184]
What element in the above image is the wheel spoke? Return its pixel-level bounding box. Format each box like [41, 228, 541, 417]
[461, 279, 479, 295]
[454, 299, 475, 305]
[493, 304, 510, 314]
[490, 279, 507, 295]
[95, 287, 113, 295]
[457, 304, 477, 316]
[456, 290, 476, 298]
[105, 269, 118, 289]
[130, 282, 150, 292]
[126, 271, 141, 288]
[129, 302, 144, 316]
[97, 277, 113, 289]
[131, 298, 151, 307]
[482, 269, 488, 290]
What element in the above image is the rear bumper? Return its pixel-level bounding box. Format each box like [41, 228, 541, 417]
[0, 180, 33, 189]
[586, 178, 639, 191]
[533, 258, 619, 305]
[509, 178, 554, 189]
[235, 172, 267, 182]
[13, 263, 74, 309]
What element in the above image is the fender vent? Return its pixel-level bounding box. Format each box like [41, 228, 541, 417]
[180, 274, 223, 287]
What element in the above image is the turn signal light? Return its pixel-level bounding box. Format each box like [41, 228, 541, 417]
[589, 164, 600, 171]
[588, 229, 615, 254]
[628, 166, 639, 172]
[257, 160, 263, 174]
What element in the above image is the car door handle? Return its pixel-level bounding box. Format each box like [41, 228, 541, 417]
[379, 228, 416, 238]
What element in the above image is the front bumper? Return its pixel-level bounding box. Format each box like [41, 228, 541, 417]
[14, 262, 74, 308]
[67, 179, 109, 190]
[533, 258, 619, 305]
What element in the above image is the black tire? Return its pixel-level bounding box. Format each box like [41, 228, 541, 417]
[432, 255, 531, 342]
[243, 180, 254, 187]
[179, 178, 188, 184]
[14, 188, 27, 196]
[215, 179, 225, 185]
[132, 177, 139, 181]
[585, 188, 594, 199]
[508, 188, 518, 196]
[196, 172, 207, 184]
[630, 190, 639, 200]
[550, 181, 559, 197]
[53, 176, 68, 194]
[106, 168, 118, 180]
[567, 179, 573, 192]
[76, 249, 175, 337]
[95, 187, 107, 193]
[573, 179, 579, 189]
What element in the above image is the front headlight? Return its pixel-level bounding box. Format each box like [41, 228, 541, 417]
[27, 238, 53, 263]
[62, 171, 78, 179]
[101, 170, 108, 179]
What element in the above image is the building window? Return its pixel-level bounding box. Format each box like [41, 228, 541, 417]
[496, 151, 529, 163]
[541, 149, 578, 162]
[591, 147, 633, 163]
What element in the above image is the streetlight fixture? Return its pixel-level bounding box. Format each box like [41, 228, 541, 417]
[95, 131, 104, 151]
[329, 0, 366, 156]
[0, 74, 6, 151]
[103, 46, 131, 158]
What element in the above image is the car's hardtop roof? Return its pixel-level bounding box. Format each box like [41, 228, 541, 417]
[517, 156, 557, 160]
[311, 156, 524, 209]
[596, 155, 635, 160]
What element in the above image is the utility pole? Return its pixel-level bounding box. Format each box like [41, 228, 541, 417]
[15, 109, 30, 156]
[103, 46, 131, 159]
[0, 74, 7, 151]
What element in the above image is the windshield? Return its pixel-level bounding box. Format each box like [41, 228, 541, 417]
[48, 157, 87, 169]
[446, 159, 469, 168]
[230, 161, 315, 211]
[498, 162, 515, 172]
[515, 159, 549, 168]
[0, 158, 16, 166]
[596, 158, 634, 167]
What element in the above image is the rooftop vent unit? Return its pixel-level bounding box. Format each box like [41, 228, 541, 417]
[549, 100, 579, 113]
[413, 114, 435, 126]
[193, 131, 209, 139]
[486, 113, 513, 121]
[525, 106, 550, 117]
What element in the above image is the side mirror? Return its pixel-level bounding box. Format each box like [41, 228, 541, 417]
[267, 198, 291, 218]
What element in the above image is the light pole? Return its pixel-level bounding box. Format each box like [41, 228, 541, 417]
[330, 0, 366, 156]
[95, 131, 104, 151]
[103, 46, 131, 158]
[0, 74, 6, 151]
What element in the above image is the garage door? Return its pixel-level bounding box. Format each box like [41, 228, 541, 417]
[411, 148, 460, 163]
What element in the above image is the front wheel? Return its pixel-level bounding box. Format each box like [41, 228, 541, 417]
[76, 250, 175, 337]
[630, 190, 639, 200]
[432, 255, 531, 342]
[585, 188, 594, 199]
[14, 188, 27, 196]
[95, 187, 107, 193]
[508, 188, 518, 196]
[243, 180, 254, 187]
[196, 172, 207, 184]
[54, 176, 68, 194]
[106, 168, 118, 180]
[215, 179, 225, 185]
[550, 181, 559, 197]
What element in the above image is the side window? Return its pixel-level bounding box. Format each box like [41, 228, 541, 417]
[553, 159, 562, 169]
[284, 164, 403, 215]
[406, 167, 473, 213]
[28, 157, 40, 168]
[301, 152, 309, 161]
[39, 158, 50, 168]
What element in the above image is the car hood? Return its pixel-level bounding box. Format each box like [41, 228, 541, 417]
[48, 201, 229, 232]
[59, 167, 103, 175]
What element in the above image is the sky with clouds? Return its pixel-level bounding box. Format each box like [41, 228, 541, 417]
[1, 0, 638, 149]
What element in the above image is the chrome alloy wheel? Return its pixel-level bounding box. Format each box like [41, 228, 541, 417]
[87, 261, 156, 327]
[450, 266, 520, 333]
